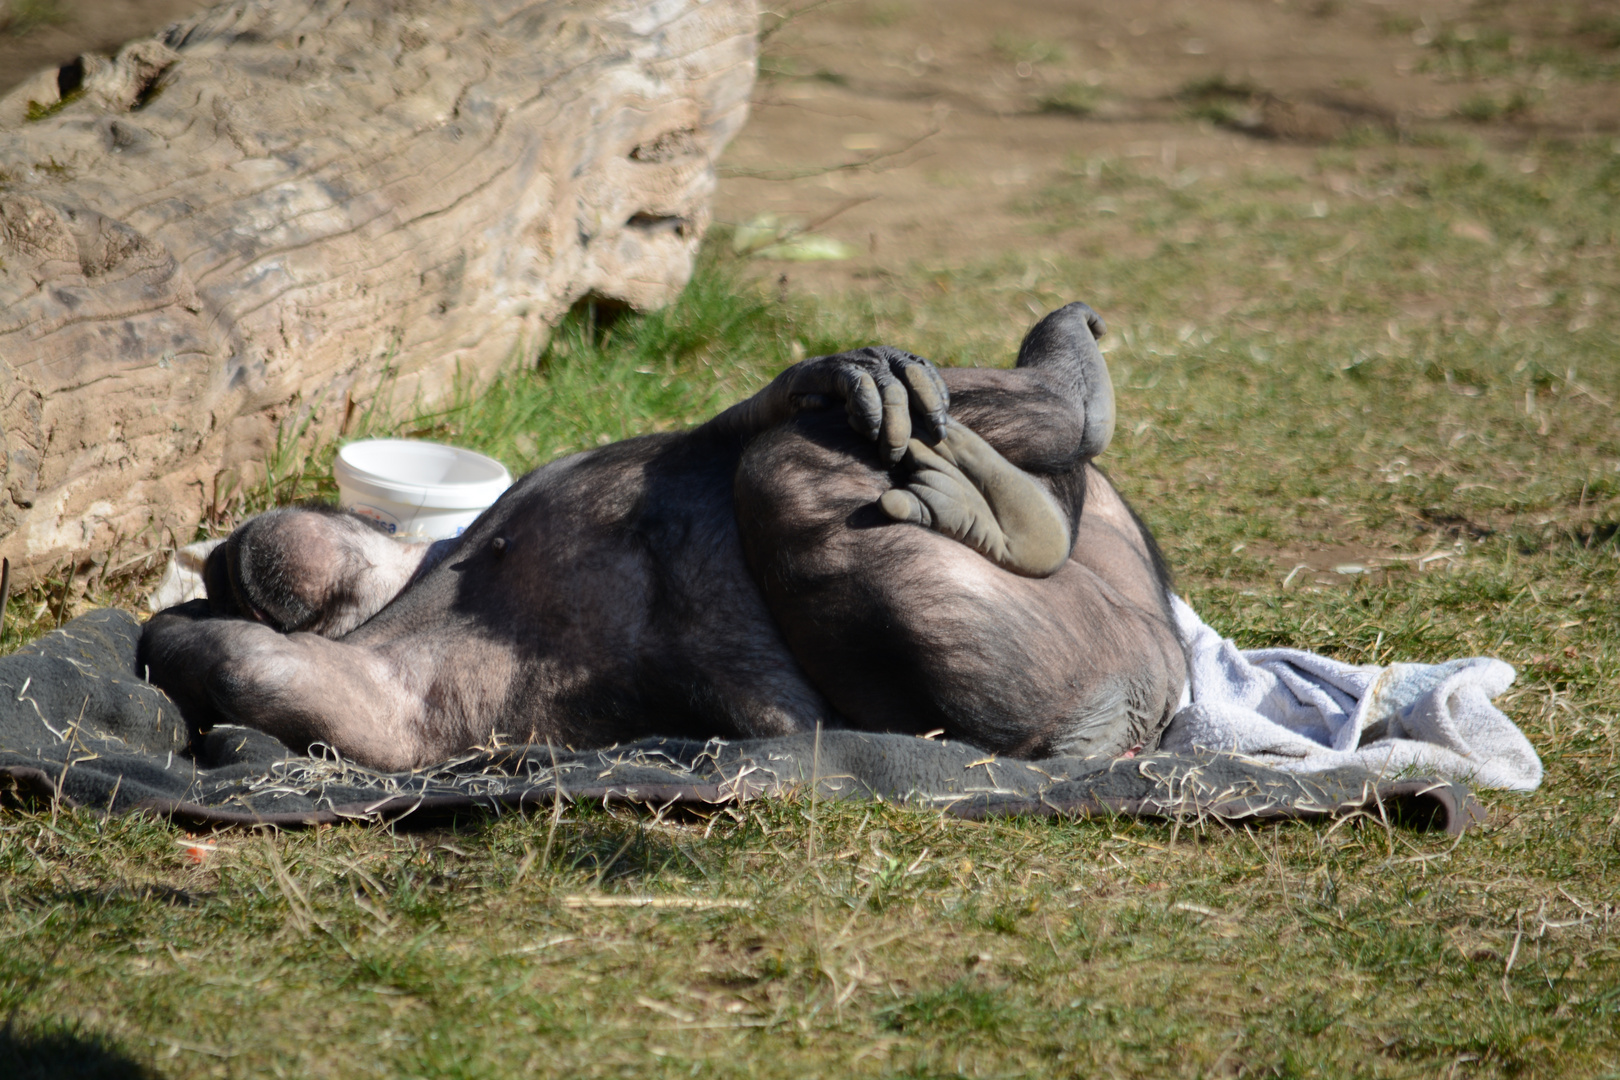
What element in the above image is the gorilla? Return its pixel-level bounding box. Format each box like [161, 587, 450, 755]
[138, 302, 1189, 771]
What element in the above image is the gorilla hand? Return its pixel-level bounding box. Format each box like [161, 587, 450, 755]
[712, 345, 950, 465]
[880, 420, 1073, 577]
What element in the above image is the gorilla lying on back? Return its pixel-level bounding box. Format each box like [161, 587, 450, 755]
[139, 302, 1189, 771]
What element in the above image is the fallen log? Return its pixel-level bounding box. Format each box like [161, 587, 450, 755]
[0, 0, 756, 584]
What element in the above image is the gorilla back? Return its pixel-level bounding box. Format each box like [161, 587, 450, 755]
[139, 303, 1189, 770]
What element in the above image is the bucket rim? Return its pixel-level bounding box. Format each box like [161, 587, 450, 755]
[334, 438, 512, 510]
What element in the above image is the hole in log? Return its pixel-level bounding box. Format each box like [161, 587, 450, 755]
[57, 57, 85, 98]
[133, 74, 167, 111]
[565, 292, 632, 341]
[625, 212, 689, 239]
[629, 128, 698, 163]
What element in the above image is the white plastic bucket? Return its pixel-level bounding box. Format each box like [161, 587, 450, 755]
[333, 439, 513, 540]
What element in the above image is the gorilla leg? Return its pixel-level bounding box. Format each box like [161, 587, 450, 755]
[140, 604, 426, 768]
[734, 412, 1186, 758]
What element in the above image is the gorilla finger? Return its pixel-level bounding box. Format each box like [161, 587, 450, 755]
[842, 369, 883, 442]
[879, 488, 931, 526]
[878, 378, 911, 464]
[903, 437, 949, 472]
[899, 362, 950, 440]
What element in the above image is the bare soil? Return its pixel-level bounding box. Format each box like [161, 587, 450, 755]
[8, 1, 1618, 300]
[717, 0, 1620, 293]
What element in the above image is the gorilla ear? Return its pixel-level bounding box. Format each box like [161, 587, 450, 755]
[1016, 301, 1116, 459]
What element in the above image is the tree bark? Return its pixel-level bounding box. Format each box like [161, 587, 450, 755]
[0, 0, 756, 582]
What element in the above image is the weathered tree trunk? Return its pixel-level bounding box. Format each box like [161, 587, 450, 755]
[0, 0, 756, 583]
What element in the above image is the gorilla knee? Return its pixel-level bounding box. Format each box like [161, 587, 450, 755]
[210, 506, 400, 634]
[1015, 302, 1116, 459]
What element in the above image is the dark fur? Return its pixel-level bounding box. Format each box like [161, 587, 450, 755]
[139, 303, 1188, 770]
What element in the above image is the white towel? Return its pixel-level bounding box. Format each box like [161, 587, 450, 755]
[147, 539, 223, 613]
[1162, 595, 1542, 790]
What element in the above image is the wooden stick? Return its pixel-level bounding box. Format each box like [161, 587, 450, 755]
[0, 557, 9, 644]
[559, 896, 751, 910]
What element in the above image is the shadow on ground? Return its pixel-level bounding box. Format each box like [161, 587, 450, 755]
[1, 1023, 160, 1080]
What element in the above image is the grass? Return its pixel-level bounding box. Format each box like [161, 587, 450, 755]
[3, 111, 1620, 1080]
[1036, 81, 1103, 118]
[24, 89, 81, 123]
[1457, 89, 1539, 124]
[1174, 75, 1264, 131]
[2, 787, 1617, 1075]
[194, 251, 861, 512]
[1412, 2, 1620, 84]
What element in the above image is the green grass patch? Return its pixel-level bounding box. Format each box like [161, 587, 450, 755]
[2, 788, 1617, 1076]
[1457, 88, 1539, 123]
[24, 90, 82, 123]
[861, 0, 910, 29]
[1415, 4, 1620, 83]
[1174, 74, 1263, 129]
[1036, 80, 1103, 117]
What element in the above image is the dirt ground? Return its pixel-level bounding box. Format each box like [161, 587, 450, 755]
[7, 0, 1618, 297]
[719, 0, 1620, 290]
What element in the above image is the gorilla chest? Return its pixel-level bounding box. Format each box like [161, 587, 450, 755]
[456, 460, 773, 667]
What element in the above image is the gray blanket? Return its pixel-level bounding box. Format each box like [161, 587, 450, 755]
[0, 611, 1484, 833]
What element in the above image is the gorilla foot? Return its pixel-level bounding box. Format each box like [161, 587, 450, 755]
[880, 420, 1072, 577]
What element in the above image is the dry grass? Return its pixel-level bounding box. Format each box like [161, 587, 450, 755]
[1, 787, 1616, 1077]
